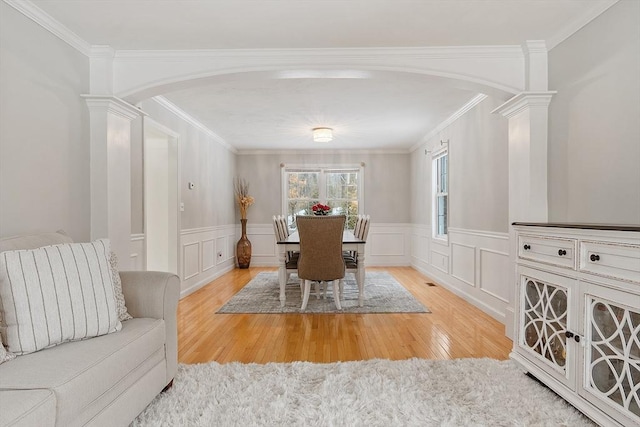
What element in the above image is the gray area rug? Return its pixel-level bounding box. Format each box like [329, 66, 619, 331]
[216, 271, 429, 314]
[131, 358, 594, 426]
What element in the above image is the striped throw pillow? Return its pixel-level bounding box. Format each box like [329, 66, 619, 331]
[0, 239, 122, 355]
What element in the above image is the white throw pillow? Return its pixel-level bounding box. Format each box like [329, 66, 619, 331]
[109, 251, 132, 321]
[0, 239, 122, 355]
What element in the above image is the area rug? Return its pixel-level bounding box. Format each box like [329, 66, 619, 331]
[216, 271, 429, 314]
[131, 358, 594, 426]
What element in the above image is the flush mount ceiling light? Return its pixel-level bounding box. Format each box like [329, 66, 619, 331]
[312, 127, 333, 142]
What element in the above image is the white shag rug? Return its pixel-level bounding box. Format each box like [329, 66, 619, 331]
[131, 358, 595, 426]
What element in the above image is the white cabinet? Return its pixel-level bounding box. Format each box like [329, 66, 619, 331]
[512, 224, 640, 427]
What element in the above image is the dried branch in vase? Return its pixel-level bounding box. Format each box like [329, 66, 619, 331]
[234, 177, 254, 220]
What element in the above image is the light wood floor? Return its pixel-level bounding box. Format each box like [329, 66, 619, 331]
[177, 266, 512, 364]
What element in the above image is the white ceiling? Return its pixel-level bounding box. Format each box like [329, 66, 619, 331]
[27, 0, 617, 152]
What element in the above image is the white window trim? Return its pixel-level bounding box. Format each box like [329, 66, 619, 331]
[432, 148, 449, 243]
[281, 163, 365, 228]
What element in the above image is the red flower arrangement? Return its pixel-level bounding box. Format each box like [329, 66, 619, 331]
[311, 203, 331, 215]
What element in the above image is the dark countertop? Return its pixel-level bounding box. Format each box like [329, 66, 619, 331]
[512, 222, 640, 232]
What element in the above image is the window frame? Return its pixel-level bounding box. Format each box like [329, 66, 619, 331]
[432, 148, 449, 242]
[281, 164, 364, 231]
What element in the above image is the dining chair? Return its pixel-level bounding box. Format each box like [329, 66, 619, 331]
[273, 215, 299, 286]
[296, 215, 346, 311]
[342, 214, 370, 306]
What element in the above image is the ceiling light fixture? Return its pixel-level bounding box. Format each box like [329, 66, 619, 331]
[312, 127, 333, 142]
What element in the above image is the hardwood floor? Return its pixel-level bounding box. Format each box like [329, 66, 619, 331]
[177, 266, 512, 364]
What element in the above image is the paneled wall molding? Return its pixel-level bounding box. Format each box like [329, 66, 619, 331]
[448, 227, 509, 240]
[410, 224, 510, 326]
[244, 222, 412, 267]
[179, 224, 236, 298]
[181, 224, 234, 235]
[129, 233, 145, 271]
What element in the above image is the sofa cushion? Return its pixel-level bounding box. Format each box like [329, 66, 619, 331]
[0, 239, 121, 355]
[0, 389, 56, 427]
[0, 318, 165, 426]
[0, 231, 73, 252]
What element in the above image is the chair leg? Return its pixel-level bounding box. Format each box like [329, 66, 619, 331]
[332, 280, 342, 310]
[339, 279, 344, 299]
[301, 280, 312, 311]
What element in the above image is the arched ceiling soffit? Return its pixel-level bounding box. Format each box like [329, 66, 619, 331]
[113, 48, 525, 103]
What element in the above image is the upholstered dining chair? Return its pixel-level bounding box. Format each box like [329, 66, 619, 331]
[296, 215, 346, 311]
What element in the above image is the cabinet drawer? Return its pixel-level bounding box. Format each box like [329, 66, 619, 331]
[518, 235, 576, 269]
[580, 240, 640, 284]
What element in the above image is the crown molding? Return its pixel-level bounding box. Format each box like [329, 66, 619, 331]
[114, 45, 524, 61]
[410, 93, 488, 153]
[547, 0, 619, 50]
[82, 95, 146, 120]
[491, 91, 557, 119]
[152, 96, 237, 154]
[4, 0, 92, 56]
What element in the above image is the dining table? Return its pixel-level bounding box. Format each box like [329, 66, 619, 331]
[276, 230, 366, 307]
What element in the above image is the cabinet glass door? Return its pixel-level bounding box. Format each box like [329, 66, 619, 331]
[584, 293, 640, 423]
[521, 276, 569, 372]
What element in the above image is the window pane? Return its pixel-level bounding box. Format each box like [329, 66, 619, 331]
[436, 195, 448, 236]
[288, 172, 319, 199]
[284, 168, 360, 231]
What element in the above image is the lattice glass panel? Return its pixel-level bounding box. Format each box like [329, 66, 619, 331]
[588, 298, 640, 419]
[522, 278, 568, 369]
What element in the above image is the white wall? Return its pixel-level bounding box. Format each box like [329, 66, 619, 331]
[0, 2, 90, 240]
[410, 95, 511, 324]
[236, 151, 411, 224]
[130, 98, 238, 295]
[548, 0, 640, 225]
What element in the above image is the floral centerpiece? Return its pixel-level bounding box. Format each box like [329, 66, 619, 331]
[311, 203, 331, 215]
[234, 178, 254, 219]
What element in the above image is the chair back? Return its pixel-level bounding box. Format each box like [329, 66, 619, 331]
[296, 215, 346, 282]
[358, 215, 371, 241]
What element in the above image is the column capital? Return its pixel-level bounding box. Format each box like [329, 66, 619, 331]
[82, 95, 146, 120]
[491, 91, 556, 119]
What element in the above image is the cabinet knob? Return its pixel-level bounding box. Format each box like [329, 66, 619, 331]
[565, 331, 574, 339]
[558, 249, 567, 256]
[590, 254, 600, 262]
[574, 335, 581, 343]
[523, 244, 531, 250]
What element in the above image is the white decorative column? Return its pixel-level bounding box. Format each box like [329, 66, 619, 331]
[491, 40, 555, 340]
[83, 95, 144, 269]
[493, 92, 555, 340]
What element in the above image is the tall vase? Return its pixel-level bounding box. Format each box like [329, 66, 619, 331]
[236, 218, 252, 268]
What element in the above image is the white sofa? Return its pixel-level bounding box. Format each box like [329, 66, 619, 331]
[0, 232, 180, 427]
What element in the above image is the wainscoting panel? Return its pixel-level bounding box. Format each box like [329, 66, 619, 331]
[431, 250, 449, 274]
[451, 243, 476, 287]
[201, 238, 216, 272]
[130, 234, 145, 271]
[411, 226, 510, 325]
[479, 248, 510, 303]
[180, 225, 236, 298]
[245, 223, 411, 267]
[182, 242, 200, 280]
[215, 236, 227, 265]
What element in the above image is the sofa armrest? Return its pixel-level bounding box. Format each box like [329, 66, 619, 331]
[120, 271, 180, 384]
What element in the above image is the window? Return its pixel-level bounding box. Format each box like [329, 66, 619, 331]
[433, 151, 448, 239]
[283, 165, 363, 231]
